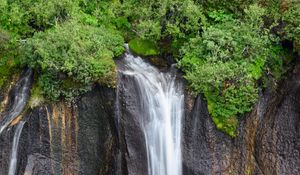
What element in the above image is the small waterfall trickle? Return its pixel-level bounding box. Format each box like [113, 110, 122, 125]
[0, 69, 32, 175]
[119, 45, 184, 175]
[0, 69, 32, 135]
[8, 121, 25, 175]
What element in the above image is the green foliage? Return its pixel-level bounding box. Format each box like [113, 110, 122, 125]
[197, 0, 256, 15]
[0, 0, 79, 37]
[78, 1, 133, 39]
[282, 0, 300, 52]
[22, 20, 124, 101]
[179, 4, 280, 136]
[0, 63, 12, 88]
[0, 29, 10, 60]
[208, 10, 234, 22]
[0, 0, 294, 137]
[111, 0, 206, 52]
[0, 29, 21, 88]
[0, 57, 20, 88]
[28, 83, 44, 108]
[129, 38, 159, 56]
[212, 116, 238, 137]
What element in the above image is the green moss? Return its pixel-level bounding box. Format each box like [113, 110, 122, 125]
[128, 38, 159, 56]
[0, 65, 10, 88]
[207, 95, 238, 137]
[212, 115, 238, 137]
[62, 78, 83, 89]
[0, 58, 19, 88]
[97, 65, 117, 88]
[28, 83, 45, 108]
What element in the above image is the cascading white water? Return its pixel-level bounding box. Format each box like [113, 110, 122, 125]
[8, 121, 25, 175]
[0, 69, 32, 135]
[121, 45, 184, 175]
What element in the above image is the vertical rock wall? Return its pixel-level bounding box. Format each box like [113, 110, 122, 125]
[3, 85, 118, 175]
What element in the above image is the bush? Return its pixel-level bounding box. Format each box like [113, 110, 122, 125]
[0, 0, 79, 36]
[111, 0, 206, 53]
[179, 4, 280, 136]
[22, 20, 124, 101]
[196, 0, 256, 15]
[0, 29, 21, 88]
[282, 0, 300, 53]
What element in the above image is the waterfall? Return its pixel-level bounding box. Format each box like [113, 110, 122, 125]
[0, 69, 32, 135]
[120, 45, 184, 175]
[8, 121, 25, 175]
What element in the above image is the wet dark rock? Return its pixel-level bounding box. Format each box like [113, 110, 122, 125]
[254, 66, 300, 175]
[0, 84, 118, 175]
[77, 85, 118, 175]
[0, 126, 15, 175]
[116, 72, 149, 175]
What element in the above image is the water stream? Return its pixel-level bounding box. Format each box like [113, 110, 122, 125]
[120, 45, 184, 175]
[8, 121, 25, 175]
[0, 69, 32, 135]
[0, 69, 32, 175]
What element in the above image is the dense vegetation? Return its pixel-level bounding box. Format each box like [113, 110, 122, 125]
[22, 21, 124, 101]
[0, 0, 299, 136]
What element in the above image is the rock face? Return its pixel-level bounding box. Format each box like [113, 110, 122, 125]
[0, 85, 118, 175]
[255, 65, 300, 175]
[116, 64, 149, 175]
[1, 62, 300, 175]
[182, 63, 300, 175]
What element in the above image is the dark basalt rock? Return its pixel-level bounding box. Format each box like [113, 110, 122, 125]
[116, 72, 149, 175]
[254, 66, 300, 175]
[0, 85, 118, 175]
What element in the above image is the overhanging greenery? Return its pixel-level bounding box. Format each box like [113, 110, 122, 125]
[0, 0, 299, 136]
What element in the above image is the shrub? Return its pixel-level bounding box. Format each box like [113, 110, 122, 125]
[0, 0, 79, 36]
[179, 4, 280, 136]
[0, 29, 21, 88]
[282, 0, 300, 52]
[22, 20, 124, 101]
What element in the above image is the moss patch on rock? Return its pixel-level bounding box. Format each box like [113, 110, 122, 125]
[128, 38, 159, 56]
[212, 115, 238, 137]
[28, 83, 44, 108]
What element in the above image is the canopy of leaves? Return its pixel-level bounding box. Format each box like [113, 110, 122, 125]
[179, 5, 281, 136]
[109, 0, 207, 55]
[0, 0, 296, 136]
[282, 0, 300, 52]
[0, 0, 78, 37]
[22, 21, 124, 101]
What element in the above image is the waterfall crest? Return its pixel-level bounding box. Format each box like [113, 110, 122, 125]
[119, 45, 184, 175]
